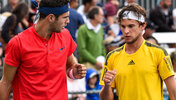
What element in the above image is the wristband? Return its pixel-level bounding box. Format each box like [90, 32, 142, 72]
[69, 69, 76, 80]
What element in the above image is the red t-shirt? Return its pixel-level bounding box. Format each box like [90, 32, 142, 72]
[5, 26, 77, 100]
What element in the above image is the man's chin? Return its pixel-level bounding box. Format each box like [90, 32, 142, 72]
[126, 40, 135, 44]
[55, 29, 62, 33]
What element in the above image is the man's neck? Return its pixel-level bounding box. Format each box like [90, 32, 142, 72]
[90, 20, 98, 27]
[125, 37, 144, 54]
[34, 21, 52, 41]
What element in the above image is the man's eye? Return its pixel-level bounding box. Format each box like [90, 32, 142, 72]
[128, 25, 134, 28]
[121, 25, 125, 29]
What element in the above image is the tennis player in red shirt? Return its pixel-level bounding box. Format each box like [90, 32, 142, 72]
[0, 0, 86, 100]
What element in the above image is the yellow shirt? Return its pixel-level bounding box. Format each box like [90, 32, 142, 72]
[100, 40, 174, 100]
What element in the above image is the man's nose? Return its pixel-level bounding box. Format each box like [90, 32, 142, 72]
[124, 27, 130, 34]
[66, 17, 70, 24]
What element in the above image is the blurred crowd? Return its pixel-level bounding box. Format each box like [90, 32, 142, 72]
[0, 0, 176, 100]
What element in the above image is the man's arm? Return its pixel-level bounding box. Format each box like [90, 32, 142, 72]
[164, 75, 176, 100]
[66, 54, 86, 79]
[100, 70, 116, 100]
[100, 86, 114, 100]
[0, 63, 18, 100]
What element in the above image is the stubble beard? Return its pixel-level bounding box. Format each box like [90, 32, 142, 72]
[126, 33, 141, 44]
[51, 22, 62, 33]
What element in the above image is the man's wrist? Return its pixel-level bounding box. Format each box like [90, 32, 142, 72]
[69, 69, 76, 80]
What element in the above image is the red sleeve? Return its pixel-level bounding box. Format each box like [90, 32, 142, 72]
[64, 29, 77, 57]
[4, 36, 21, 67]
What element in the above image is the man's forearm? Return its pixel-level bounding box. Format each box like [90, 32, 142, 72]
[0, 63, 18, 100]
[0, 80, 11, 100]
[170, 95, 176, 100]
[169, 86, 176, 100]
[100, 86, 114, 100]
[66, 55, 77, 74]
[165, 76, 176, 100]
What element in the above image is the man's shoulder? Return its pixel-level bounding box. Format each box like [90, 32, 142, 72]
[13, 26, 34, 43]
[79, 24, 87, 29]
[104, 46, 124, 65]
[108, 46, 124, 55]
[78, 24, 94, 33]
[19, 26, 33, 36]
[107, 46, 124, 57]
[144, 41, 169, 56]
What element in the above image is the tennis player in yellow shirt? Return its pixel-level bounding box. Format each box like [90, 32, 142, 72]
[99, 3, 176, 100]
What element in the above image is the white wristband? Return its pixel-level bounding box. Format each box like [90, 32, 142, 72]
[69, 69, 76, 80]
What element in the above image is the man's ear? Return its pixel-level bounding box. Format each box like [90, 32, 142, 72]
[47, 14, 56, 22]
[141, 22, 147, 30]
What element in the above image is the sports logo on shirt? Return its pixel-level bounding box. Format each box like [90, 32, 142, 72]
[128, 60, 135, 65]
[59, 46, 65, 51]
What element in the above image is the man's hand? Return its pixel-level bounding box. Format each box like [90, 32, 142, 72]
[103, 70, 117, 86]
[72, 64, 86, 79]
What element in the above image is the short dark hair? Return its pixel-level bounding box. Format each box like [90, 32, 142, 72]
[117, 3, 146, 24]
[87, 6, 100, 19]
[39, 0, 70, 19]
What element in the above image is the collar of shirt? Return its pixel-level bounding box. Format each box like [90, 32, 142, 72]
[86, 20, 101, 33]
